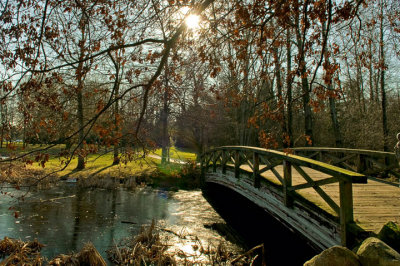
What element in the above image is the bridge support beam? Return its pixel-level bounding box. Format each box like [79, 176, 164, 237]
[283, 160, 293, 208]
[222, 151, 227, 174]
[357, 154, 366, 173]
[235, 151, 240, 179]
[212, 152, 217, 173]
[253, 153, 260, 188]
[339, 180, 354, 247]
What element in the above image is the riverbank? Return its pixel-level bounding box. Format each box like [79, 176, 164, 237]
[0, 145, 201, 191]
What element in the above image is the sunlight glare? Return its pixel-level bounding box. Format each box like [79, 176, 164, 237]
[185, 14, 200, 30]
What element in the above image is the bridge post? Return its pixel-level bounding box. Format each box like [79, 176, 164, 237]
[253, 152, 260, 188]
[222, 150, 227, 174]
[283, 160, 293, 207]
[339, 180, 354, 247]
[357, 154, 366, 173]
[212, 152, 217, 173]
[235, 150, 240, 179]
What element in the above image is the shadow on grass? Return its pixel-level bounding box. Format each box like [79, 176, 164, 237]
[60, 164, 114, 180]
[60, 168, 81, 180]
[87, 165, 114, 178]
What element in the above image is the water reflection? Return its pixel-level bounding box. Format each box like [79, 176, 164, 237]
[0, 185, 177, 260]
[0, 185, 240, 263]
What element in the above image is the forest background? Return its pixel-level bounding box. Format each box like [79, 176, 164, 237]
[0, 0, 399, 169]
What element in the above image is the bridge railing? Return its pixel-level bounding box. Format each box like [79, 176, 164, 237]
[200, 146, 367, 247]
[291, 147, 399, 185]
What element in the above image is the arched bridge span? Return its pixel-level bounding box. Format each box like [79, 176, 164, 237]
[200, 146, 399, 251]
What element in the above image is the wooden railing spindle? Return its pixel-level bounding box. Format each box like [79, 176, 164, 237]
[212, 152, 217, 173]
[357, 154, 366, 173]
[283, 160, 293, 208]
[235, 150, 240, 179]
[222, 150, 227, 174]
[253, 152, 260, 188]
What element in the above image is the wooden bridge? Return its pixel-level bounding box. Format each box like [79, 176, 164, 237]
[200, 146, 400, 251]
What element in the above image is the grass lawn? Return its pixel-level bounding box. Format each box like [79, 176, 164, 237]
[27, 152, 159, 180]
[153, 147, 197, 161]
[0, 143, 199, 189]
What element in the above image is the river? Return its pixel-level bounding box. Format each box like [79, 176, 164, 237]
[0, 183, 317, 265]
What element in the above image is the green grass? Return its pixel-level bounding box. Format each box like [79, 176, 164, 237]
[2, 144, 160, 181]
[154, 146, 197, 161]
[27, 152, 159, 180]
[1, 143, 200, 189]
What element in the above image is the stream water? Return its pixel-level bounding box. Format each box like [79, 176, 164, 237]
[0, 183, 317, 265]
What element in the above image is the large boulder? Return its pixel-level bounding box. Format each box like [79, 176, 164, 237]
[356, 237, 400, 266]
[378, 221, 400, 252]
[304, 246, 360, 266]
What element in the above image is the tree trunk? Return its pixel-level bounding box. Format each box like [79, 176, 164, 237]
[76, 13, 87, 170]
[286, 28, 293, 148]
[273, 45, 286, 147]
[113, 77, 120, 165]
[380, 0, 388, 152]
[368, 35, 375, 103]
[76, 88, 85, 170]
[328, 90, 342, 147]
[161, 63, 169, 164]
[322, 20, 342, 148]
[111, 53, 121, 165]
[295, 4, 313, 146]
[23, 120, 26, 149]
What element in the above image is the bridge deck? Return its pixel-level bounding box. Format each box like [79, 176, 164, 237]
[259, 165, 400, 233]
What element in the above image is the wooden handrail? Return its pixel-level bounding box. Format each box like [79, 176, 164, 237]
[290, 147, 400, 184]
[291, 147, 395, 158]
[200, 146, 368, 247]
[204, 146, 367, 183]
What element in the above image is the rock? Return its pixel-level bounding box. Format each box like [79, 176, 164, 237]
[356, 237, 400, 266]
[304, 246, 360, 266]
[378, 221, 400, 252]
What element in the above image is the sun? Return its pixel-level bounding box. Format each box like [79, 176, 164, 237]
[185, 14, 200, 30]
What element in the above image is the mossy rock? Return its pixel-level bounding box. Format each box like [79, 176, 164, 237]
[378, 221, 400, 253]
[304, 246, 360, 266]
[356, 237, 400, 266]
